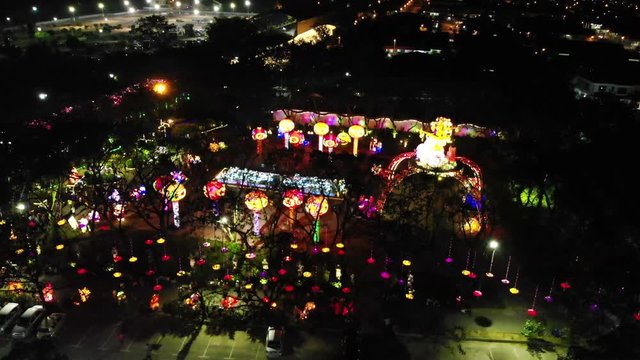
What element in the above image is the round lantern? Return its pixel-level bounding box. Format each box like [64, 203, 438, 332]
[251, 127, 268, 155]
[165, 183, 187, 202]
[245, 191, 269, 235]
[288, 130, 305, 146]
[305, 195, 329, 244]
[337, 131, 351, 145]
[305, 196, 329, 218]
[204, 180, 226, 216]
[323, 133, 338, 153]
[203, 181, 226, 201]
[348, 125, 365, 157]
[313, 122, 330, 152]
[283, 189, 304, 228]
[153, 175, 173, 192]
[278, 119, 295, 149]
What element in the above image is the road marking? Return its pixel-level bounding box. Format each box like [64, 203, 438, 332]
[98, 324, 119, 351]
[224, 336, 236, 359]
[172, 336, 188, 356]
[198, 336, 213, 358]
[121, 326, 141, 352]
[254, 342, 262, 360]
[72, 324, 95, 348]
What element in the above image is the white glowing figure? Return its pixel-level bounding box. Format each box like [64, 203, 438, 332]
[416, 117, 455, 169]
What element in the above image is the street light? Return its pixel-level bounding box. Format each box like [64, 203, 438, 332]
[32, 6, 38, 12]
[486, 240, 499, 277]
[38, 92, 48, 100]
[98, 3, 105, 18]
[193, 9, 200, 15]
[128, 6, 135, 13]
[244, 0, 250, 7]
[213, 5, 220, 11]
[16, 203, 26, 212]
[230, 2, 236, 10]
[154, 3, 160, 12]
[393, 38, 397, 52]
[68, 6, 76, 24]
[123, 0, 130, 6]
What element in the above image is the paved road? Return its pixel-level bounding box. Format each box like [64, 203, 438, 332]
[0, 313, 346, 360]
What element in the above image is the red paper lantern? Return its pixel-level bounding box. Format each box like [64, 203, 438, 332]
[288, 130, 305, 146]
[76, 268, 88, 275]
[284, 285, 295, 292]
[203, 181, 226, 201]
[153, 284, 163, 292]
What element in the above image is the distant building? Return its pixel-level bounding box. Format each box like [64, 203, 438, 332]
[573, 75, 640, 99]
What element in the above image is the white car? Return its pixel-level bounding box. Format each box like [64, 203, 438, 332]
[36, 313, 66, 339]
[12, 305, 45, 340]
[0, 303, 22, 334]
[265, 326, 284, 358]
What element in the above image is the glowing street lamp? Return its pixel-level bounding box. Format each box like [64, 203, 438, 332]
[124, 0, 130, 6]
[278, 119, 295, 149]
[213, 5, 220, 11]
[68, 6, 76, 24]
[313, 122, 329, 152]
[230, 2, 236, 10]
[348, 124, 365, 157]
[485, 240, 499, 277]
[98, 3, 105, 18]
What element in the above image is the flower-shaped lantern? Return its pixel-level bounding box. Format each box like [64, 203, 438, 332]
[283, 189, 304, 228]
[313, 122, 330, 152]
[251, 127, 268, 155]
[348, 125, 365, 157]
[245, 191, 269, 235]
[278, 119, 295, 149]
[305, 195, 329, 244]
[203, 180, 226, 216]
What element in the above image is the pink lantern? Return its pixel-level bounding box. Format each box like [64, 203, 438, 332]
[288, 130, 305, 147]
[323, 133, 338, 153]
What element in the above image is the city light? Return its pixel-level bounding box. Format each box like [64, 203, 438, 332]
[213, 5, 220, 11]
[15, 203, 26, 211]
[245, 0, 251, 6]
[489, 240, 499, 249]
[38, 92, 48, 100]
[230, 2, 236, 9]
[32, 6, 38, 12]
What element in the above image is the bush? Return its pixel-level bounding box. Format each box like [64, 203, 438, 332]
[522, 319, 545, 338]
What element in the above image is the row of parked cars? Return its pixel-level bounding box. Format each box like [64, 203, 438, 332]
[0, 303, 65, 340]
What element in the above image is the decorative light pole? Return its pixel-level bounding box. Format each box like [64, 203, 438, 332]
[348, 125, 365, 157]
[305, 195, 329, 247]
[245, 191, 269, 235]
[68, 6, 76, 24]
[485, 240, 499, 277]
[251, 127, 268, 155]
[283, 189, 304, 228]
[313, 122, 329, 152]
[278, 119, 295, 149]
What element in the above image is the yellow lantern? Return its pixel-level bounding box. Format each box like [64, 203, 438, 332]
[245, 191, 269, 235]
[152, 82, 168, 95]
[337, 131, 351, 145]
[313, 122, 330, 151]
[278, 119, 295, 149]
[165, 183, 187, 202]
[348, 125, 365, 157]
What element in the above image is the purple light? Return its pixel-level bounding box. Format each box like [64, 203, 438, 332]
[445, 257, 453, 263]
[544, 295, 553, 303]
[398, 278, 405, 286]
[312, 246, 319, 254]
[380, 271, 391, 279]
[589, 304, 599, 311]
[220, 246, 228, 253]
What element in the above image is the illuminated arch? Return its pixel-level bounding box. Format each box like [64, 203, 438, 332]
[373, 155, 486, 233]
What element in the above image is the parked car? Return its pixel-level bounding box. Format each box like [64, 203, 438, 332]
[0, 303, 22, 334]
[265, 326, 284, 358]
[36, 313, 66, 339]
[12, 305, 45, 340]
